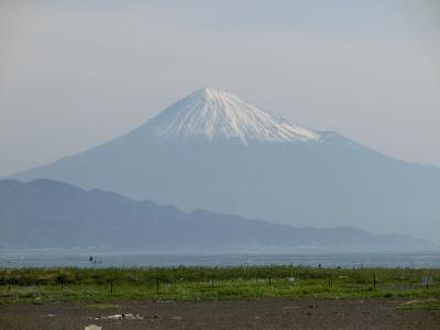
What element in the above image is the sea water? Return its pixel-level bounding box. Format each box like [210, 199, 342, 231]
[1, 252, 439, 269]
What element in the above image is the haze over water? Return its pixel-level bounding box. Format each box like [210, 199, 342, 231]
[2, 253, 440, 269]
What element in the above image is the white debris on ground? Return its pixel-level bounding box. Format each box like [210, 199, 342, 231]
[88, 313, 145, 321]
[84, 325, 102, 330]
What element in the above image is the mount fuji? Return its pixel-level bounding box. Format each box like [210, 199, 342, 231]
[16, 87, 440, 241]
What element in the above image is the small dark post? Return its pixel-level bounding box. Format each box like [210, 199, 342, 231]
[422, 276, 430, 289]
[110, 280, 113, 295]
[373, 274, 376, 289]
[156, 278, 160, 294]
[269, 277, 272, 286]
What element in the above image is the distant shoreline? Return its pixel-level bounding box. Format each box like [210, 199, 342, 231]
[1, 251, 440, 270]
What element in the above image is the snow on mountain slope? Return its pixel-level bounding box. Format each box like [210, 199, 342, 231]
[142, 87, 320, 145]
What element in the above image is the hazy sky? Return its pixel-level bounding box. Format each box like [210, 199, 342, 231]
[1, 0, 440, 176]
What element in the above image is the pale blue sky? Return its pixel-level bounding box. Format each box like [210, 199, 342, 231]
[1, 0, 440, 175]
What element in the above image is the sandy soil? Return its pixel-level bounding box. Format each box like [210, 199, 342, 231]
[0, 298, 439, 330]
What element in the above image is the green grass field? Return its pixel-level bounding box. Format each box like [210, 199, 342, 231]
[0, 266, 439, 305]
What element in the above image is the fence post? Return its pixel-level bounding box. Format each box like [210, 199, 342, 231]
[110, 280, 113, 295]
[373, 274, 376, 289]
[156, 278, 160, 294]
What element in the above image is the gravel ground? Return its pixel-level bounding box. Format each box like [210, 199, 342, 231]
[0, 298, 439, 330]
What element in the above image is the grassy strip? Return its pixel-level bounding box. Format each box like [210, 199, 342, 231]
[0, 266, 439, 304]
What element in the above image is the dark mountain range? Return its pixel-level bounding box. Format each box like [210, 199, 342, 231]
[0, 179, 428, 252]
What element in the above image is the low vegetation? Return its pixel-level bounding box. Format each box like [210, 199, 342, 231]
[0, 266, 439, 305]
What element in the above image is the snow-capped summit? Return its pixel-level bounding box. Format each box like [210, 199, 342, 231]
[144, 87, 320, 145]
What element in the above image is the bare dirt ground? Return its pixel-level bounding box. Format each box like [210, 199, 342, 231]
[0, 298, 439, 330]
